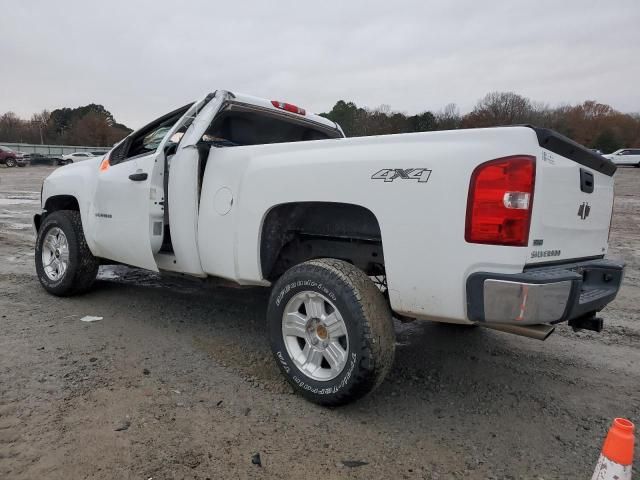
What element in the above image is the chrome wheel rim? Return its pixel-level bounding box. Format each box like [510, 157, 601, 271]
[282, 291, 349, 382]
[41, 227, 69, 281]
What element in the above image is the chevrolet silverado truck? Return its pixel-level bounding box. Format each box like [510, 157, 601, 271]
[34, 90, 625, 405]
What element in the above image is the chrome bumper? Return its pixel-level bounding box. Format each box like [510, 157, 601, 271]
[466, 258, 625, 325]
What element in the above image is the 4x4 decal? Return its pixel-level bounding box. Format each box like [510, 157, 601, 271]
[371, 168, 432, 183]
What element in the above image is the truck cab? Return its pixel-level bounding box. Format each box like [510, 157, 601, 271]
[48, 91, 343, 276]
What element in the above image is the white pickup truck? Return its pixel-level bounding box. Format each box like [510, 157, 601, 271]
[34, 90, 625, 405]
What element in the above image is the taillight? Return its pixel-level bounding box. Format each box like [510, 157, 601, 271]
[271, 100, 306, 115]
[465, 155, 536, 246]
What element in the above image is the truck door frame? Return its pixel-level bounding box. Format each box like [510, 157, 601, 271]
[153, 91, 231, 276]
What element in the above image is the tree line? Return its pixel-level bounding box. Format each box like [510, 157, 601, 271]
[321, 92, 640, 153]
[1, 92, 638, 152]
[0, 104, 131, 147]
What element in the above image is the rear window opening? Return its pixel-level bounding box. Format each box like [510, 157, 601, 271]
[191, 102, 342, 219]
[199, 102, 342, 148]
[190, 101, 342, 198]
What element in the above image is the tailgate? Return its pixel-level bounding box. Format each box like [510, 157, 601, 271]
[527, 128, 616, 265]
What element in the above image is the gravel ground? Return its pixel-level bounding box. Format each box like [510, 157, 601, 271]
[0, 164, 638, 479]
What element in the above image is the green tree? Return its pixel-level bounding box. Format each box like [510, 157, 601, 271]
[592, 129, 621, 153]
[408, 111, 436, 132]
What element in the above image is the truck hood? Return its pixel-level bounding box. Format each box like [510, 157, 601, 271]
[53, 156, 101, 175]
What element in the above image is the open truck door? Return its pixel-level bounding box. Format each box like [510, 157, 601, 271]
[88, 95, 217, 271]
[155, 91, 230, 276]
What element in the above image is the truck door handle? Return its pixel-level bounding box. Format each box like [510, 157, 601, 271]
[129, 172, 148, 181]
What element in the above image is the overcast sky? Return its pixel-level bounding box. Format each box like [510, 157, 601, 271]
[1, 0, 638, 129]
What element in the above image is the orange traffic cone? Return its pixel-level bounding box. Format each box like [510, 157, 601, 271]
[591, 418, 635, 480]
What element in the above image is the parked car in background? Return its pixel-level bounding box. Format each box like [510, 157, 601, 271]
[23, 153, 60, 166]
[604, 148, 640, 167]
[0, 145, 26, 167]
[590, 149, 604, 155]
[91, 151, 109, 157]
[60, 152, 95, 165]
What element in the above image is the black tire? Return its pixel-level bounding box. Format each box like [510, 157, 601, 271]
[17, 162, 26, 167]
[35, 210, 99, 296]
[268, 258, 395, 406]
[5, 158, 16, 167]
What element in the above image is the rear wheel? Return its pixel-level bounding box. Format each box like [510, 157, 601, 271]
[35, 210, 99, 296]
[268, 258, 395, 406]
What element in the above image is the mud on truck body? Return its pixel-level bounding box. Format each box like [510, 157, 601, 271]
[34, 90, 625, 405]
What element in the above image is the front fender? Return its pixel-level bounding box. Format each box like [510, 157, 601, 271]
[41, 158, 100, 251]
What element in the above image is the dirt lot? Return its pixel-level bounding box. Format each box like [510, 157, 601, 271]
[0, 164, 638, 479]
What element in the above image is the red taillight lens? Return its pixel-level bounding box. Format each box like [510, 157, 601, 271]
[465, 155, 536, 246]
[271, 100, 306, 115]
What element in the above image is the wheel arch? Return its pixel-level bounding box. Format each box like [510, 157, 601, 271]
[259, 201, 385, 281]
[36, 195, 81, 234]
[44, 194, 80, 213]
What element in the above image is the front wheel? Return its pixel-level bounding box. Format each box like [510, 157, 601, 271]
[35, 210, 99, 296]
[5, 158, 16, 167]
[268, 259, 395, 406]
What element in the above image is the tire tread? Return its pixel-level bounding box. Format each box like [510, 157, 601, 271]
[35, 210, 99, 296]
[269, 258, 395, 406]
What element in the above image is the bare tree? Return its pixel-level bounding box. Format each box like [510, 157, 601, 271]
[0, 112, 23, 142]
[30, 110, 50, 144]
[464, 92, 535, 127]
[435, 103, 462, 130]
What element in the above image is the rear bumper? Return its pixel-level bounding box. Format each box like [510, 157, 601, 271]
[466, 258, 625, 325]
